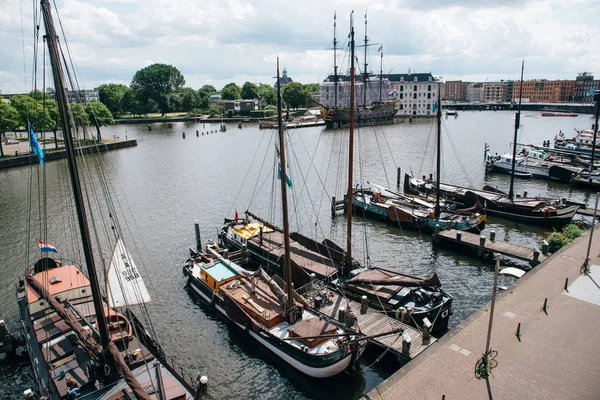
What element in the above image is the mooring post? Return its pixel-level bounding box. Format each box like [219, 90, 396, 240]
[396, 167, 401, 188]
[479, 236, 486, 257]
[490, 230, 496, 242]
[194, 220, 202, 252]
[196, 130, 199, 137]
[434, 224, 440, 243]
[402, 332, 412, 355]
[533, 250, 540, 264]
[182, 131, 186, 139]
[360, 295, 368, 314]
[338, 307, 346, 323]
[343, 193, 348, 214]
[457, 231, 462, 241]
[198, 375, 209, 397]
[331, 196, 336, 217]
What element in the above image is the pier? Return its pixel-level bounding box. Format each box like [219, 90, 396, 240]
[434, 229, 546, 265]
[318, 292, 435, 361]
[366, 225, 600, 400]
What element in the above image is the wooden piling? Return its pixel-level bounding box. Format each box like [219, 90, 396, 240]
[396, 167, 401, 188]
[194, 220, 202, 252]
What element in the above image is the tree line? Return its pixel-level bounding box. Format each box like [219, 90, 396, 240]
[98, 63, 320, 118]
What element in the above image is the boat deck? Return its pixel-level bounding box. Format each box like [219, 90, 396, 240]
[317, 292, 435, 360]
[435, 229, 546, 265]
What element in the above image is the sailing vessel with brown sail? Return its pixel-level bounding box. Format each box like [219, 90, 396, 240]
[17, 1, 197, 398]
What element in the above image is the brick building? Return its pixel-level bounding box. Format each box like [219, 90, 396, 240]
[512, 79, 575, 103]
[442, 81, 468, 101]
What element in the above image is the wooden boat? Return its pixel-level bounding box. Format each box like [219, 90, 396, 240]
[183, 244, 365, 378]
[17, 2, 197, 398]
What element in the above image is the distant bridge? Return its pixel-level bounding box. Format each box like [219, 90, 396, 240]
[444, 102, 594, 114]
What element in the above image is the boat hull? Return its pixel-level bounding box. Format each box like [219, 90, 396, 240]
[322, 106, 397, 129]
[182, 264, 356, 379]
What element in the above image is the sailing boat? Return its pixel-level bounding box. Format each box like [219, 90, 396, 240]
[16, 2, 196, 398]
[404, 62, 579, 227]
[183, 60, 365, 379]
[351, 83, 486, 233]
[320, 12, 398, 129]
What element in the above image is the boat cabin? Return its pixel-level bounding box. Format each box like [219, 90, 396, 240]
[196, 260, 240, 291]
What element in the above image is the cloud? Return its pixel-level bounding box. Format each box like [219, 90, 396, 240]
[0, 0, 598, 94]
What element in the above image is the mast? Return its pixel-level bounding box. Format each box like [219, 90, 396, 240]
[276, 58, 295, 321]
[346, 13, 356, 266]
[435, 81, 441, 220]
[508, 60, 524, 201]
[362, 11, 368, 108]
[589, 91, 600, 176]
[40, 0, 112, 356]
[333, 11, 338, 109]
[379, 45, 383, 102]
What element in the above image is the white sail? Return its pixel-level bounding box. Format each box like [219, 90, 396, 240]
[107, 237, 151, 307]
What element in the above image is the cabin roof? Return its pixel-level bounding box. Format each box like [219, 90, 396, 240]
[203, 261, 238, 282]
[26, 264, 89, 303]
[232, 222, 274, 239]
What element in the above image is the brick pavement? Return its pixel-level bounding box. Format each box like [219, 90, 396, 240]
[366, 226, 600, 400]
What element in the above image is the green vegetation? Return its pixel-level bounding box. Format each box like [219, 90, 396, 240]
[545, 223, 585, 253]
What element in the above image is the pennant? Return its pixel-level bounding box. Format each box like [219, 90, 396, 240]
[378, 45, 383, 52]
[484, 143, 490, 154]
[28, 122, 44, 165]
[275, 144, 293, 189]
[334, 10, 336, 20]
[37, 240, 57, 253]
[235, 209, 239, 224]
[388, 88, 397, 97]
[431, 101, 437, 112]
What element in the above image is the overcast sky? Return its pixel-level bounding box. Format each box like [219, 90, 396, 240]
[1, 0, 598, 94]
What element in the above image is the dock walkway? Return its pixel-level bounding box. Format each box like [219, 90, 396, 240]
[366, 225, 600, 400]
[435, 229, 546, 265]
[318, 292, 435, 360]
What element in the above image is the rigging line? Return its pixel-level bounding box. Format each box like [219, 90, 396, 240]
[442, 119, 473, 186]
[248, 130, 276, 211]
[372, 125, 393, 189]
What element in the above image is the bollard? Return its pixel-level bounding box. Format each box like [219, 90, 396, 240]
[182, 132, 186, 139]
[199, 375, 208, 396]
[564, 277, 569, 292]
[542, 240, 549, 254]
[396, 167, 401, 188]
[523, 190, 528, 198]
[194, 220, 202, 253]
[402, 332, 412, 355]
[310, 273, 316, 282]
[196, 130, 199, 137]
[223, 249, 229, 259]
[422, 317, 432, 344]
[490, 231, 496, 242]
[457, 231, 462, 241]
[360, 295, 368, 314]
[479, 236, 486, 257]
[516, 322, 521, 341]
[338, 307, 346, 323]
[533, 250, 539, 264]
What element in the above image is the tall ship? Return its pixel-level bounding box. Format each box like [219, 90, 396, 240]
[320, 13, 398, 129]
[16, 2, 198, 398]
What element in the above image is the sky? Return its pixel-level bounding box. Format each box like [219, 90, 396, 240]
[0, 0, 599, 94]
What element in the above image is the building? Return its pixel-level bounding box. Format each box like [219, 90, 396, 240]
[66, 88, 99, 105]
[574, 73, 600, 103]
[274, 68, 293, 87]
[484, 82, 511, 103]
[512, 79, 575, 103]
[223, 100, 259, 116]
[466, 83, 484, 102]
[208, 94, 221, 108]
[389, 72, 439, 117]
[442, 81, 468, 101]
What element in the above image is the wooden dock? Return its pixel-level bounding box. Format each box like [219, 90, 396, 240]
[575, 207, 599, 218]
[434, 229, 546, 265]
[317, 292, 435, 360]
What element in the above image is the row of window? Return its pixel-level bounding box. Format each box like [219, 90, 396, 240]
[398, 93, 434, 99]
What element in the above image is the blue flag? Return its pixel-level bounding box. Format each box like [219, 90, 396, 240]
[28, 122, 44, 165]
[587, 89, 596, 96]
[431, 101, 437, 113]
[275, 144, 293, 189]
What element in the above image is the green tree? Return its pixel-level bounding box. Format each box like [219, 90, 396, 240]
[181, 88, 200, 113]
[282, 82, 308, 109]
[198, 85, 217, 110]
[0, 102, 20, 156]
[241, 82, 259, 99]
[130, 63, 185, 115]
[86, 100, 114, 141]
[10, 94, 54, 133]
[167, 92, 182, 113]
[70, 103, 90, 130]
[120, 89, 138, 115]
[303, 83, 320, 93]
[98, 83, 129, 117]
[258, 84, 276, 106]
[221, 83, 241, 100]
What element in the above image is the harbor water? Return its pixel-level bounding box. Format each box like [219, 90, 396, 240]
[0, 111, 595, 399]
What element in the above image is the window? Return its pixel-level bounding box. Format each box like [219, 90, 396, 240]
[428, 93, 431, 99]
[428, 85, 431, 91]
[400, 77, 404, 82]
[414, 85, 417, 91]
[400, 93, 403, 99]
[400, 86, 404, 92]
[414, 77, 418, 81]
[413, 93, 417, 99]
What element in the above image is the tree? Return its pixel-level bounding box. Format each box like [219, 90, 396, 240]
[70, 103, 90, 130]
[198, 85, 217, 110]
[120, 88, 137, 115]
[303, 83, 320, 93]
[167, 92, 182, 113]
[257, 84, 276, 106]
[0, 102, 19, 156]
[282, 82, 309, 109]
[241, 82, 259, 99]
[86, 100, 114, 141]
[10, 94, 54, 133]
[130, 63, 185, 115]
[221, 83, 241, 100]
[98, 83, 128, 117]
[181, 88, 200, 113]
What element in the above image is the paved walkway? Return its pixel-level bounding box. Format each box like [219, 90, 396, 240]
[366, 226, 600, 400]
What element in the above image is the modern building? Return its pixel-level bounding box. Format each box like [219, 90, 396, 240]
[442, 81, 468, 101]
[223, 100, 259, 115]
[512, 79, 575, 103]
[466, 83, 484, 102]
[66, 88, 99, 105]
[574, 73, 600, 103]
[484, 82, 511, 103]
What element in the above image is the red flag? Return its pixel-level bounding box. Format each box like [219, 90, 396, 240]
[334, 11, 336, 20]
[235, 210, 239, 224]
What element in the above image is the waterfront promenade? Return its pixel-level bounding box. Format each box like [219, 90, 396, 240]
[366, 225, 600, 400]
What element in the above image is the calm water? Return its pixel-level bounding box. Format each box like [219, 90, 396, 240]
[0, 111, 595, 399]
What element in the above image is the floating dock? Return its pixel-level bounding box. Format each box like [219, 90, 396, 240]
[434, 229, 546, 265]
[317, 292, 435, 360]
